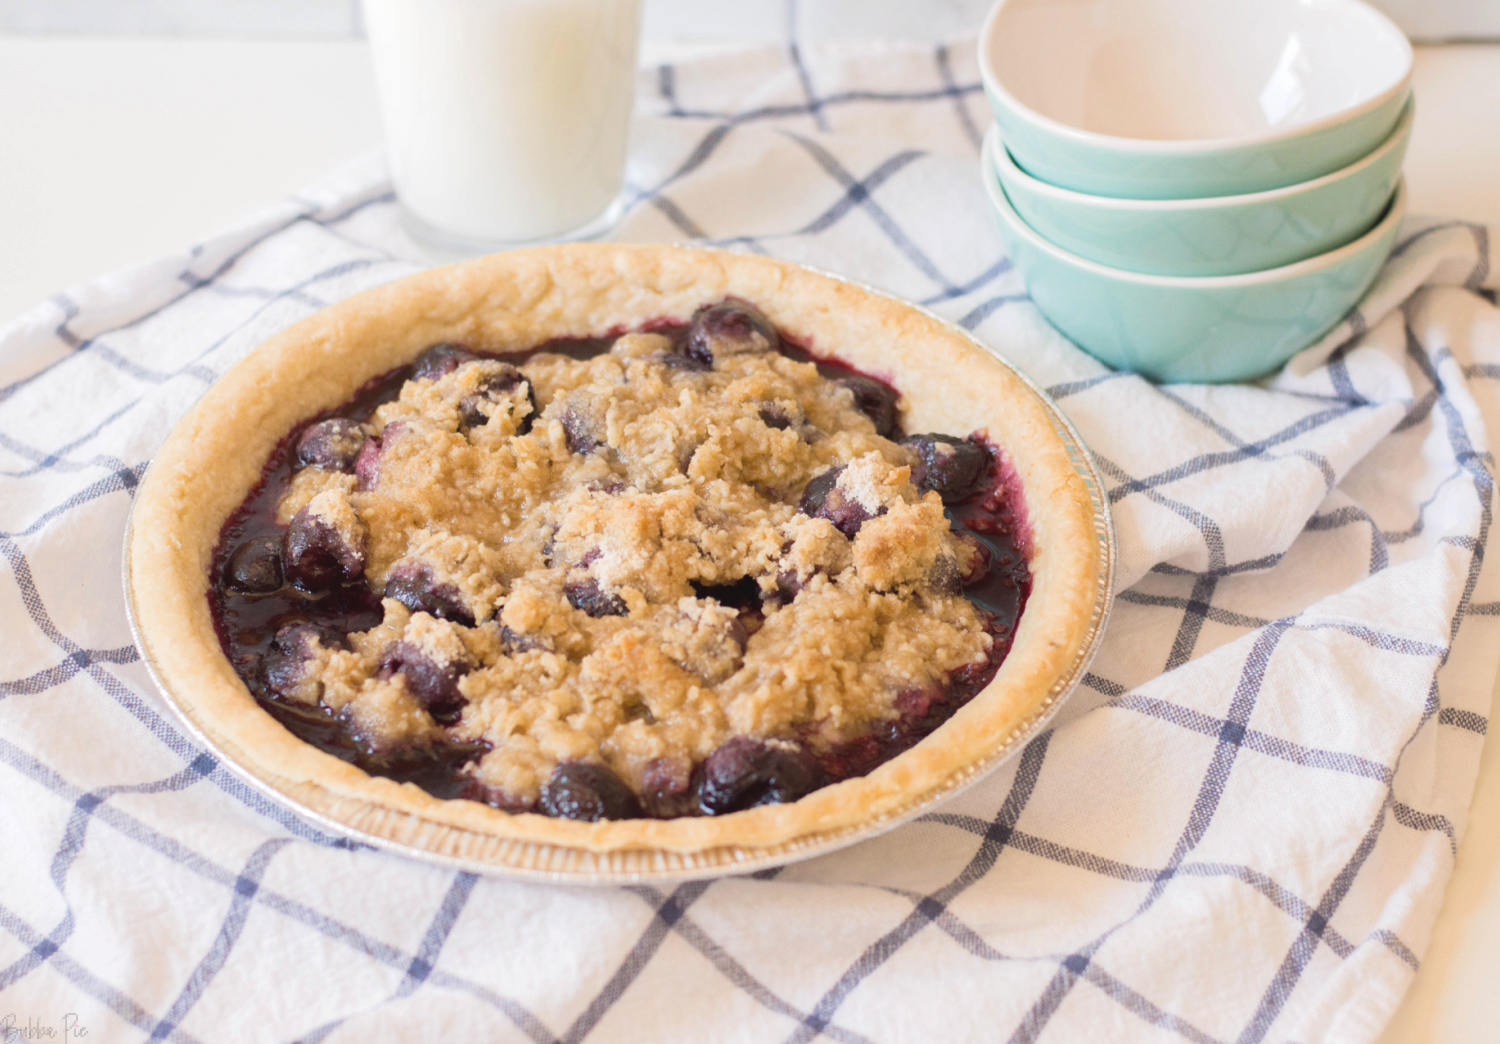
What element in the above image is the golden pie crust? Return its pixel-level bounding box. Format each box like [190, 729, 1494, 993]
[127, 244, 1102, 860]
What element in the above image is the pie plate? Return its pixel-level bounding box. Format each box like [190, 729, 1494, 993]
[122, 244, 1116, 883]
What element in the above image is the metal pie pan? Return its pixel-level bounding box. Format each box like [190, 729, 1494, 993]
[122, 258, 1117, 884]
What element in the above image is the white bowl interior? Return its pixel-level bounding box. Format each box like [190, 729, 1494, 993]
[985, 0, 1410, 141]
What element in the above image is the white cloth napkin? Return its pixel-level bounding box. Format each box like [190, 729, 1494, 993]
[1, 37, 1496, 1044]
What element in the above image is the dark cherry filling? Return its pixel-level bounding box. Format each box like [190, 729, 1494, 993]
[696, 736, 825, 814]
[540, 763, 644, 821]
[379, 638, 472, 726]
[564, 577, 629, 618]
[383, 561, 475, 626]
[207, 307, 1032, 820]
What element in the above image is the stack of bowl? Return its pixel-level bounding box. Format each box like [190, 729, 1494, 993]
[977, 0, 1414, 383]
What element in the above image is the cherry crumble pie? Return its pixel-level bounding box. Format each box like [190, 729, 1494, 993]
[127, 245, 1102, 860]
[210, 300, 1030, 822]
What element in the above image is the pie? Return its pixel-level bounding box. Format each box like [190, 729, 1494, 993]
[127, 244, 1105, 864]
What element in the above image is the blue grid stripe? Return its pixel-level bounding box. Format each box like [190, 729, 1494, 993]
[785, 735, 1052, 1044]
[0, 736, 556, 1041]
[622, 887, 878, 1044]
[1005, 622, 1295, 1043]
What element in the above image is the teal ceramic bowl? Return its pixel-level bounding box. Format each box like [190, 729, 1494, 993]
[978, 0, 1413, 200]
[982, 154, 1407, 383]
[987, 98, 1411, 277]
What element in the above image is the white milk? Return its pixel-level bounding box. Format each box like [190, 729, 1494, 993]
[363, 0, 643, 247]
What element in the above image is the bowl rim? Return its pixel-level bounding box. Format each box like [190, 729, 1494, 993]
[977, 0, 1414, 157]
[983, 127, 1409, 287]
[995, 94, 1414, 212]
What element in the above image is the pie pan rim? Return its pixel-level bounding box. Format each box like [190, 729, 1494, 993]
[123, 243, 1116, 881]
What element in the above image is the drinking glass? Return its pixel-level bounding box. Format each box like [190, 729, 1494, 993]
[363, 0, 644, 253]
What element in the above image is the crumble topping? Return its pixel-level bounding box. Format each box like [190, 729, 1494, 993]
[213, 301, 1024, 819]
[304, 489, 366, 551]
[276, 467, 356, 524]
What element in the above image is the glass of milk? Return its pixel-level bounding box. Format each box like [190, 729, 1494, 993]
[363, 0, 644, 252]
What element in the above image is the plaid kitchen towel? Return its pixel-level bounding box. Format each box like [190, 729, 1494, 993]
[2, 35, 1497, 1044]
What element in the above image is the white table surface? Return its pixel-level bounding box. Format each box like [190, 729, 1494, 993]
[1, 33, 1497, 1043]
